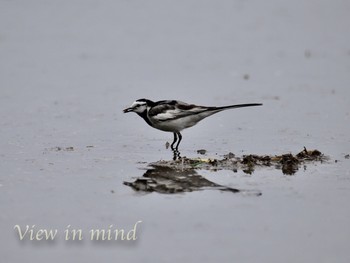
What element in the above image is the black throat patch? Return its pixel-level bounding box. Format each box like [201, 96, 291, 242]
[138, 110, 153, 127]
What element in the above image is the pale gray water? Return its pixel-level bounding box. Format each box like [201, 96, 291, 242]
[1, 0, 350, 262]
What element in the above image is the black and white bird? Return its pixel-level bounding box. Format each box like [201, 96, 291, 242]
[123, 99, 262, 155]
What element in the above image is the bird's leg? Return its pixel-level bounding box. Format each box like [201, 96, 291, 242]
[170, 132, 178, 151]
[175, 132, 182, 152]
[170, 132, 182, 160]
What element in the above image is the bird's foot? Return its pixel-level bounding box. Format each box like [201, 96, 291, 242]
[172, 150, 181, 161]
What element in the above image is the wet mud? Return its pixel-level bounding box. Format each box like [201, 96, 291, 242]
[124, 148, 327, 194]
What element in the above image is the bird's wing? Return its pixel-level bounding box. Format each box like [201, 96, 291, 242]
[148, 101, 210, 122]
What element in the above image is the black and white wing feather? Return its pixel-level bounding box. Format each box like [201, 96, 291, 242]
[148, 100, 211, 122]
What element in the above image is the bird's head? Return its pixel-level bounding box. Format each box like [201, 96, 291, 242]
[123, 99, 153, 114]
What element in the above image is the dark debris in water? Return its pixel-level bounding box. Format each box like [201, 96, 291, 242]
[48, 146, 75, 152]
[197, 149, 207, 155]
[149, 147, 326, 176]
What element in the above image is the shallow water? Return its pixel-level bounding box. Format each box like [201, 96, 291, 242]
[1, 0, 350, 262]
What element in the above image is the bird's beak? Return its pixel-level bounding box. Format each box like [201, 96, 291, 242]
[123, 107, 133, 113]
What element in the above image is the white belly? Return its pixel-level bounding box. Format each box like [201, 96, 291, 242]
[150, 112, 215, 132]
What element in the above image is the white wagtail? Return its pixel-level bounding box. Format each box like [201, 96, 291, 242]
[123, 99, 262, 153]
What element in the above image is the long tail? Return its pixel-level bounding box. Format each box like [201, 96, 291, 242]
[211, 103, 263, 111]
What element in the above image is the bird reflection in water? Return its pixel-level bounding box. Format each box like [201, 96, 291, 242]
[124, 165, 261, 195]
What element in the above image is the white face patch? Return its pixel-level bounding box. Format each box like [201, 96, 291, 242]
[130, 101, 147, 113]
